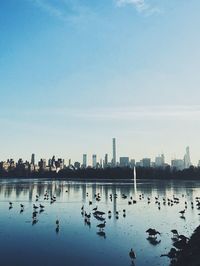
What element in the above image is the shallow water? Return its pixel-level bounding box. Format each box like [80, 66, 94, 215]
[0, 178, 200, 266]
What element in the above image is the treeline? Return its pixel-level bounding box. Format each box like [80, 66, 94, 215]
[0, 166, 200, 180]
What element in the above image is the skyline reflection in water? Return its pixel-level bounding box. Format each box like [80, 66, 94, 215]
[0, 179, 200, 266]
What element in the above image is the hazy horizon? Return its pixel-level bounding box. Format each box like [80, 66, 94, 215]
[1, 1, 200, 164]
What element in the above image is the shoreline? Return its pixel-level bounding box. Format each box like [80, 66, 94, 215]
[1, 177, 200, 182]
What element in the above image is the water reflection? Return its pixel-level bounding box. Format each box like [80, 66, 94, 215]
[0, 179, 200, 266]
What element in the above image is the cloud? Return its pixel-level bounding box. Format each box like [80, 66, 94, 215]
[116, 0, 160, 15]
[30, 0, 96, 24]
[4, 105, 200, 122]
[32, 0, 68, 21]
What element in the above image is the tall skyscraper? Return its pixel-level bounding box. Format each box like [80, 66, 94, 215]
[31, 153, 35, 165]
[184, 146, 191, 169]
[83, 154, 87, 168]
[104, 153, 108, 168]
[112, 138, 116, 166]
[92, 154, 97, 168]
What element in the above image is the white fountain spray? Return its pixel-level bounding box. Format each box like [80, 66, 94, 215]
[134, 166, 137, 195]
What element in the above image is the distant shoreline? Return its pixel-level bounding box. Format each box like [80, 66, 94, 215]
[1, 166, 200, 180]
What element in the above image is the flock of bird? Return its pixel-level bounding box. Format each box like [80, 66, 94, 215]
[7, 189, 200, 265]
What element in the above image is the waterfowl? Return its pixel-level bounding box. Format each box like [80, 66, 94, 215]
[97, 221, 106, 230]
[171, 229, 179, 236]
[129, 248, 136, 263]
[146, 228, 161, 238]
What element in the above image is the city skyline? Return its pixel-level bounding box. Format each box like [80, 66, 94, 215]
[0, 139, 195, 169]
[1, 1, 200, 162]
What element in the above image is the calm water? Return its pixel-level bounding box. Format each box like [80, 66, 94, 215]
[0, 178, 200, 266]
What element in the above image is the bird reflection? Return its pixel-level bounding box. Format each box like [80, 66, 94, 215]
[97, 231, 106, 239]
[55, 227, 60, 234]
[32, 218, 38, 225]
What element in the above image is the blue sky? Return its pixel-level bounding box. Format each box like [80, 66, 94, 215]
[0, 0, 200, 164]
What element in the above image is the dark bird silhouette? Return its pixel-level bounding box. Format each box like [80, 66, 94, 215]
[146, 228, 161, 238]
[179, 210, 185, 215]
[161, 248, 177, 259]
[97, 221, 106, 231]
[171, 229, 179, 236]
[129, 248, 136, 264]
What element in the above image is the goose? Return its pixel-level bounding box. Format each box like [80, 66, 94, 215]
[171, 229, 179, 236]
[97, 221, 106, 230]
[179, 210, 185, 215]
[129, 248, 136, 263]
[56, 220, 59, 227]
[161, 248, 177, 259]
[146, 228, 161, 238]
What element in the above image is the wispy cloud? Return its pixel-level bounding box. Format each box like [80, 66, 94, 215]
[30, 0, 96, 24]
[116, 0, 160, 15]
[4, 105, 200, 122]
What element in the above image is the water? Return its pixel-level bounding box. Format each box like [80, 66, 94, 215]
[0, 178, 200, 266]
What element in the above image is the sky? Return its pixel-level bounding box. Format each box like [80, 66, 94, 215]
[0, 0, 200, 165]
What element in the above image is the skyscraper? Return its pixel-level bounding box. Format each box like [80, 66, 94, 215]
[92, 154, 97, 168]
[112, 138, 116, 166]
[31, 153, 35, 165]
[83, 154, 87, 168]
[104, 153, 108, 168]
[184, 146, 191, 169]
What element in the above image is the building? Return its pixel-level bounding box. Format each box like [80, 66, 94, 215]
[92, 154, 97, 168]
[112, 138, 116, 166]
[74, 161, 81, 169]
[140, 158, 151, 168]
[184, 146, 191, 169]
[171, 159, 184, 170]
[103, 154, 108, 168]
[119, 157, 129, 167]
[155, 154, 165, 168]
[130, 159, 135, 168]
[31, 153, 35, 165]
[82, 154, 87, 168]
[38, 159, 46, 170]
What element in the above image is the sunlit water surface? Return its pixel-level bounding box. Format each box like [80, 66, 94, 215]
[0, 179, 200, 266]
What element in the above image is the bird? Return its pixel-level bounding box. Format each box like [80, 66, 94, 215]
[129, 248, 136, 264]
[39, 204, 44, 209]
[93, 206, 98, 211]
[179, 210, 185, 215]
[171, 229, 179, 236]
[146, 228, 161, 238]
[97, 221, 106, 231]
[161, 248, 177, 259]
[33, 204, 39, 209]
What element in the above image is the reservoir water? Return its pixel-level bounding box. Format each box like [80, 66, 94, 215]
[0, 178, 200, 266]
